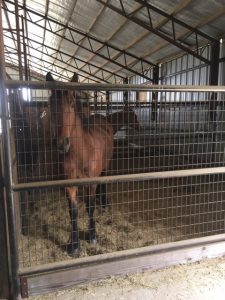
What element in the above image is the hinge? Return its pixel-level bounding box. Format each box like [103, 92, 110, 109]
[20, 276, 28, 298]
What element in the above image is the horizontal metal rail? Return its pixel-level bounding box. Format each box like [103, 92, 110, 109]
[5, 81, 225, 92]
[12, 167, 225, 191]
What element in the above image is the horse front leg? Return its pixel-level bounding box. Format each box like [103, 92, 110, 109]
[66, 187, 80, 256]
[86, 185, 97, 245]
[96, 183, 108, 208]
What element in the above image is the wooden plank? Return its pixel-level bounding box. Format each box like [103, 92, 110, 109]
[20, 234, 225, 297]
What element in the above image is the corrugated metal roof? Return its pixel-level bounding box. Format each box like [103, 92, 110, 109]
[2, 0, 225, 82]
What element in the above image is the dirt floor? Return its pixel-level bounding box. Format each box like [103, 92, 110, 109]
[29, 256, 225, 300]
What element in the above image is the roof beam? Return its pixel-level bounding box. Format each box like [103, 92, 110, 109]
[2, 8, 126, 83]
[40, 0, 50, 63]
[84, 0, 193, 82]
[4, 34, 111, 83]
[4, 0, 156, 82]
[96, 0, 217, 64]
[51, 0, 78, 68]
[69, 2, 107, 76]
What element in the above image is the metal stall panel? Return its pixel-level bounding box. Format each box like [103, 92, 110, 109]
[4, 82, 225, 274]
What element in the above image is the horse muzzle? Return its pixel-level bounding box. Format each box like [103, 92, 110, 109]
[58, 137, 70, 154]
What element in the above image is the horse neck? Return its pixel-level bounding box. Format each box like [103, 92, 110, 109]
[68, 106, 86, 142]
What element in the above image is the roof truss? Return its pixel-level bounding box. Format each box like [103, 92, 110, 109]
[96, 0, 219, 65]
[3, 0, 157, 82]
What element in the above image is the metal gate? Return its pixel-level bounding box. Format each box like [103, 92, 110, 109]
[2, 78, 225, 298]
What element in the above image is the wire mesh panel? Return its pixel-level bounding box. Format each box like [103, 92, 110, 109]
[18, 175, 225, 268]
[7, 83, 225, 268]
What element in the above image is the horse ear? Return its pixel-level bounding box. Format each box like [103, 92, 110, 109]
[46, 72, 54, 82]
[71, 73, 79, 82]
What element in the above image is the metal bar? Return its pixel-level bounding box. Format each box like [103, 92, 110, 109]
[3, 0, 156, 76]
[14, 0, 23, 80]
[4, 41, 109, 83]
[50, 0, 78, 70]
[152, 65, 159, 121]
[2, 4, 126, 83]
[96, 0, 212, 64]
[209, 42, 220, 165]
[19, 233, 225, 275]
[26, 42, 125, 83]
[21, 15, 28, 80]
[134, 0, 217, 43]
[123, 77, 129, 107]
[12, 167, 225, 191]
[5, 81, 225, 92]
[0, 3, 20, 299]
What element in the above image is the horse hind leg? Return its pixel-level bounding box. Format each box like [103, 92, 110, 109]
[85, 186, 97, 245]
[66, 187, 80, 256]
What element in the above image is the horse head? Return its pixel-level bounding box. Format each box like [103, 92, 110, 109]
[46, 72, 78, 154]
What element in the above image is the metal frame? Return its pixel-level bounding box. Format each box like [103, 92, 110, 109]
[6, 80, 225, 91]
[3, 0, 156, 82]
[96, 0, 217, 65]
[12, 167, 225, 192]
[2, 79, 225, 298]
[2, 7, 126, 83]
[0, 3, 20, 299]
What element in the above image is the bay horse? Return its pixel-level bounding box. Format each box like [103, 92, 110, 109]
[46, 72, 114, 256]
[106, 109, 140, 134]
[77, 104, 140, 208]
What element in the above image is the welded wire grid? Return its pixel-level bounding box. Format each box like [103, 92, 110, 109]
[8, 87, 225, 267]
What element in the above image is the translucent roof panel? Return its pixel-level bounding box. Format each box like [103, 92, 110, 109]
[2, 0, 225, 83]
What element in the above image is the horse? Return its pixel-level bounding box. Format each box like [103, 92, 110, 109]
[106, 109, 141, 134]
[46, 72, 114, 256]
[77, 100, 140, 135]
[92, 110, 140, 207]
[76, 104, 141, 208]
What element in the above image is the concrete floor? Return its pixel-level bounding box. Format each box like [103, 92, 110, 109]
[30, 256, 225, 300]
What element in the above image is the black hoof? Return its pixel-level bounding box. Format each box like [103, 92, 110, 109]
[67, 243, 80, 257]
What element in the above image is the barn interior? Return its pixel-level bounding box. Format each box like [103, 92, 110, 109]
[1, 0, 225, 298]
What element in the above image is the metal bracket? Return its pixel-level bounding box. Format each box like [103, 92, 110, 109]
[20, 276, 28, 298]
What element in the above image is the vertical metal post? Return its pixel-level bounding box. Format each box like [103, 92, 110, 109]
[209, 42, 220, 120]
[21, 15, 28, 80]
[209, 41, 220, 166]
[123, 78, 128, 108]
[94, 91, 98, 112]
[106, 91, 110, 116]
[152, 65, 159, 122]
[136, 91, 140, 107]
[15, 0, 23, 80]
[0, 3, 20, 299]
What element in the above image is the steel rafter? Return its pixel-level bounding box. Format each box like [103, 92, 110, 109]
[2, 4, 125, 83]
[96, 0, 218, 65]
[2, 15, 125, 83]
[4, 0, 156, 82]
[50, 0, 78, 70]
[40, 0, 50, 63]
[24, 36, 117, 83]
[3, 41, 100, 83]
[4, 38, 105, 83]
